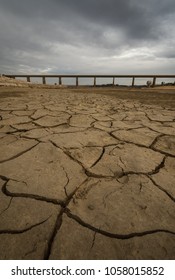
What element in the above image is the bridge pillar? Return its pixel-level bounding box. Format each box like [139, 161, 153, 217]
[59, 77, 62, 85]
[113, 77, 115, 86]
[152, 77, 156, 87]
[94, 77, 96, 87]
[132, 77, 135, 87]
[76, 76, 79, 86]
[27, 76, 30, 82]
[42, 76, 46, 84]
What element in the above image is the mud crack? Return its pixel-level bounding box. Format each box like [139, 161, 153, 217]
[65, 209, 175, 240]
[0, 216, 51, 235]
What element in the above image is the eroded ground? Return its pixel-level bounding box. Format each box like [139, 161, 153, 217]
[0, 86, 175, 259]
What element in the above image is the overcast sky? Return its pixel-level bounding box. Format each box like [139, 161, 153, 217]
[0, 0, 175, 75]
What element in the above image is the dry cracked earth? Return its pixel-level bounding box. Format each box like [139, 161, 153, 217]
[0, 86, 175, 260]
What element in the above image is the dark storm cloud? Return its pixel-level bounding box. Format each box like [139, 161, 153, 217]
[1, 0, 175, 39]
[0, 0, 175, 74]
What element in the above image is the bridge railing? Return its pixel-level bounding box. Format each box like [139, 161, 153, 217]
[2, 74, 175, 87]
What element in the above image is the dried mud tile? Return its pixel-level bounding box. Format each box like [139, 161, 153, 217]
[1, 143, 86, 201]
[0, 136, 38, 163]
[112, 127, 160, 147]
[151, 157, 175, 199]
[0, 213, 59, 260]
[68, 176, 175, 234]
[153, 135, 175, 156]
[89, 143, 164, 176]
[49, 129, 119, 149]
[50, 214, 175, 260]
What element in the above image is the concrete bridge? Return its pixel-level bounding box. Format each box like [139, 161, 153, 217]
[3, 74, 175, 87]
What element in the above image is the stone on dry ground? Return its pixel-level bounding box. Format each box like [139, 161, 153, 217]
[0, 87, 175, 259]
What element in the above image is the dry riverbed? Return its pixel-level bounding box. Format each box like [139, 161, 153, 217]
[0, 86, 175, 259]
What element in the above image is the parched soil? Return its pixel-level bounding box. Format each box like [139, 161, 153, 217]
[71, 86, 175, 108]
[0, 86, 175, 260]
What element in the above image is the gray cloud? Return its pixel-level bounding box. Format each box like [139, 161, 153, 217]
[0, 0, 175, 74]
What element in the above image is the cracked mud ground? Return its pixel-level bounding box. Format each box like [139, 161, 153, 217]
[0, 86, 175, 260]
